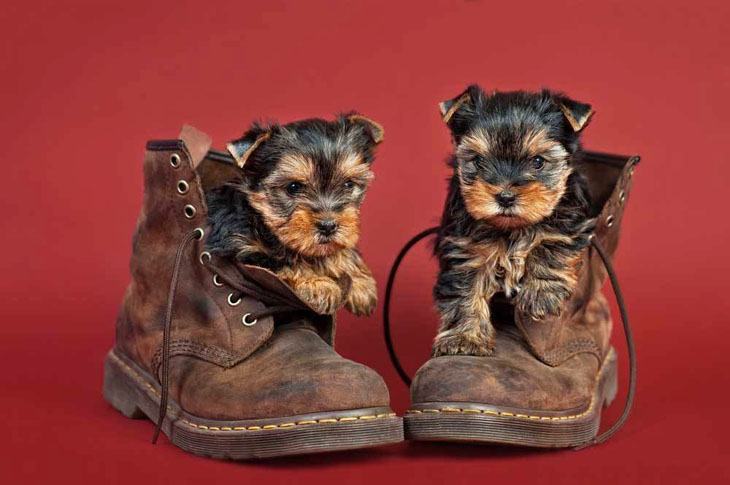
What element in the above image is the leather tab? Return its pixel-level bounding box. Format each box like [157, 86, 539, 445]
[179, 125, 212, 169]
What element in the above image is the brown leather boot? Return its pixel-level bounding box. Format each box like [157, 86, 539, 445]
[103, 126, 402, 459]
[384, 150, 638, 448]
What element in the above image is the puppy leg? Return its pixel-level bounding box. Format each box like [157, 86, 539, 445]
[341, 250, 378, 316]
[432, 262, 496, 356]
[278, 265, 346, 315]
[516, 243, 583, 320]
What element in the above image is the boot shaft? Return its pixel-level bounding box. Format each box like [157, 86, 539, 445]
[516, 151, 640, 366]
[115, 127, 282, 375]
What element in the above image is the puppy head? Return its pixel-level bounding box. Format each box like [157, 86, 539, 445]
[227, 113, 383, 257]
[440, 85, 593, 229]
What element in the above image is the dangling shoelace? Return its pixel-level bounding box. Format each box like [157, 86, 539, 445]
[381, 226, 636, 450]
[151, 228, 300, 444]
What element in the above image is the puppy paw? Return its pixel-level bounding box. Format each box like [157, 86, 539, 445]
[294, 277, 346, 315]
[345, 274, 378, 316]
[432, 328, 493, 357]
[515, 282, 569, 321]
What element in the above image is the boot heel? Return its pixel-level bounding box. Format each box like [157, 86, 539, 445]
[602, 351, 619, 408]
[103, 353, 146, 419]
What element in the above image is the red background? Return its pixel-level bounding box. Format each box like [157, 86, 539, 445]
[2, 0, 728, 483]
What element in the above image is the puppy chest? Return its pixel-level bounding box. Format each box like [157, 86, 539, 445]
[468, 241, 530, 294]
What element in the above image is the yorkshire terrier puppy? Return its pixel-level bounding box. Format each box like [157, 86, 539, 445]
[205, 114, 383, 316]
[432, 85, 596, 356]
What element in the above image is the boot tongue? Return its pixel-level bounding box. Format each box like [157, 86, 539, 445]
[235, 263, 336, 344]
[235, 263, 319, 312]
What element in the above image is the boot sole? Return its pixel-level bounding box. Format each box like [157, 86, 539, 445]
[404, 348, 618, 448]
[103, 349, 403, 459]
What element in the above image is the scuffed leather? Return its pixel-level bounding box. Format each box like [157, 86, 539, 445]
[169, 324, 389, 420]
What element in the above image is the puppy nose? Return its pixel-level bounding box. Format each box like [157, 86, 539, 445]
[316, 219, 338, 236]
[495, 190, 516, 208]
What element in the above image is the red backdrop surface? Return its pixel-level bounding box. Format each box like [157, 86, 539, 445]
[1, 0, 728, 483]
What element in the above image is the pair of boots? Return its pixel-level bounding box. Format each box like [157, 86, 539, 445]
[103, 127, 638, 459]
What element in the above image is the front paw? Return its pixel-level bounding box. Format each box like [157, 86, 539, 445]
[294, 277, 346, 315]
[432, 327, 493, 357]
[345, 274, 378, 316]
[515, 282, 570, 321]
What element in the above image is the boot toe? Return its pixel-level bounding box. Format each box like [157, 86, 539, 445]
[174, 325, 390, 420]
[410, 333, 598, 412]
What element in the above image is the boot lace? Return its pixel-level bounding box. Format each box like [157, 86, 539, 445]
[151, 228, 301, 444]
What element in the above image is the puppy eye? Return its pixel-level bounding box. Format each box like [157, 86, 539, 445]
[343, 180, 355, 190]
[285, 181, 303, 195]
[532, 156, 545, 170]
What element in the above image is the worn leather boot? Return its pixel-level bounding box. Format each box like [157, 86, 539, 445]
[386, 150, 638, 448]
[103, 126, 402, 459]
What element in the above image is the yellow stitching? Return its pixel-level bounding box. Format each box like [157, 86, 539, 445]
[109, 351, 397, 433]
[405, 403, 593, 421]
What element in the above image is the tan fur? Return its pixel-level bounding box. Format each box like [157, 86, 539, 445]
[458, 171, 502, 220]
[227, 133, 270, 168]
[339, 152, 375, 185]
[559, 103, 593, 132]
[277, 248, 376, 316]
[347, 115, 385, 143]
[513, 181, 566, 224]
[439, 93, 471, 124]
[276, 153, 316, 184]
[242, 149, 375, 315]
[459, 129, 492, 155]
[433, 228, 581, 354]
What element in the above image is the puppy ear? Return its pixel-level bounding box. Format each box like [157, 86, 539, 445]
[558, 96, 594, 132]
[439, 92, 471, 124]
[438, 84, 489, 124]
[226, 126, 271, 168]
[346, 114, 384, 144]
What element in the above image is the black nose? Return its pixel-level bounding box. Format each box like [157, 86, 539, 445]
[495, 190, 516, 208]
[316, 219, 338, 236]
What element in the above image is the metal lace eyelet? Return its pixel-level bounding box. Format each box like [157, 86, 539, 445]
[193, 228, 204, 239]
[606, 215, 615, 228]
[227, 293, 242, 306]
[213, 274, 223, 287]
[619, 190, 626, 204]
[170, 153, 181, 168]
[177, 180, 190, 194]
[199, 251, 211, 265]
[242, 313, 257, 327]
[184, 205, 197, 219]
